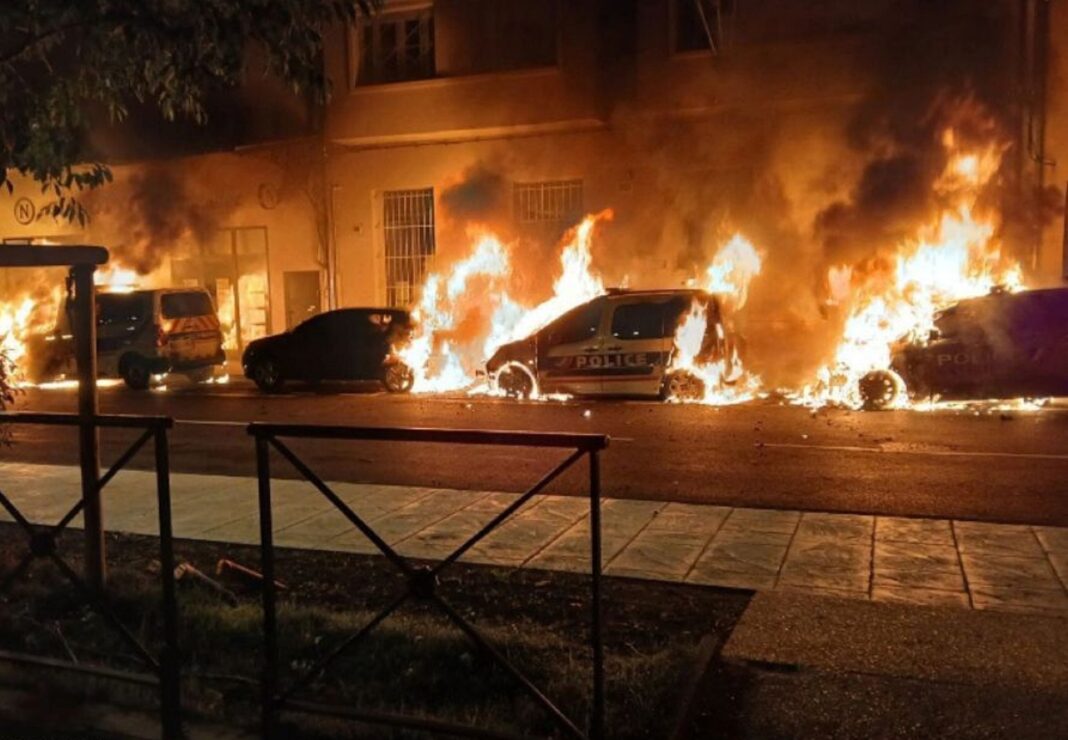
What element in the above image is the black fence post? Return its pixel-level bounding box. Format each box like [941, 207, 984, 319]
[589, 449, 605, 740]
[256, 434, 280, 738]
[154, 426, 182, 740]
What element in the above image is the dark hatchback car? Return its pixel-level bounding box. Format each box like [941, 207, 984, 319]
[859, 286, 1068, 408]
[242, 308, 414, 393]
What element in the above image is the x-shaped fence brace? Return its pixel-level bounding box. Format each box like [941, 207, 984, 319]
[249, 423, 610, 740]
[0, 412, 182, 740]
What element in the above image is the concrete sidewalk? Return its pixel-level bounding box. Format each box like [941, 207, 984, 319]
[1, 462, 1066, 616]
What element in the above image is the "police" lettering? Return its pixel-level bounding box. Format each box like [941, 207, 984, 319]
[574, 353, 650, 369]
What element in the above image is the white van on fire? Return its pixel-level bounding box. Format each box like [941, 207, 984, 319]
[35, 288, 226, 389]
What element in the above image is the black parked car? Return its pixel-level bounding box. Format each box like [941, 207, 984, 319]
[242, 308, 414, 393]
[859, 286, 1068, 408]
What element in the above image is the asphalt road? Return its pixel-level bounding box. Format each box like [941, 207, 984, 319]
[5, 380, 1068, 526]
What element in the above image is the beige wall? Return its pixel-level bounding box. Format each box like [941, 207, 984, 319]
[0, 142, 325, 337]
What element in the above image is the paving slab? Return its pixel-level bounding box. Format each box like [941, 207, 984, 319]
[794, 513, 873, 545]
[688, 527, 792, 589]
[720, 507, 800, 535]
[873, 541, 965, 592]
[397, 492, 524, 560]
[777, 540, 871, 592]
[274, 483, 438, 547]
[959, 552, 1064, 592]
[606, 502, 728, 580]
[527, 499, 663, 572]
[875, 516, 955, 546]
[954, 522, 1046, 559]
[1035, 526, 1068, 554]
[468, 495, 590, 566]
[330, 488, 490, 554]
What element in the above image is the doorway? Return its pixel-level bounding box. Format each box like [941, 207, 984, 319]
[284, 271, 322, 329]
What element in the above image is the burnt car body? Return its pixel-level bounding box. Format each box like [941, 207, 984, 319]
[485, 289, 737, 399]
[242, 308, 414, 393]
[859, 287, 1068, 407]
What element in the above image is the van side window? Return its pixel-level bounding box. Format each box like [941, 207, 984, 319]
[97, 294, 150, 327]
[547, 302, 603, 346]
[611, 302, 670, 339]
[161, 292, 214, 318]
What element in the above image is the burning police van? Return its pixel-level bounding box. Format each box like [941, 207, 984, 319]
[28, 288, 226, 389]
[858, 286, 1068, 408]
[485, 288, 741, 400]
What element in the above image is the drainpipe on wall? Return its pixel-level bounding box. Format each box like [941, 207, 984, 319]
[328, 183, 341, 309]
[1028, 0, 1054, 272]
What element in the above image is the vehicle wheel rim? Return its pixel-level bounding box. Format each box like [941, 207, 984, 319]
[257, 362, 278, 386]
[498, 367, 533, 398]
[385, 363, 413, 391]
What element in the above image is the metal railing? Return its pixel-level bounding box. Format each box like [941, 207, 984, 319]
[248, 423, 610, 740]
[0, 412, 181, 739]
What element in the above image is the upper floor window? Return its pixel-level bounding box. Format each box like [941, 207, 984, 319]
[445, 0, 558, 76]
[674, 0, 733, 54]
[356, 8, 435, 85]
[514, 180, 583, 226]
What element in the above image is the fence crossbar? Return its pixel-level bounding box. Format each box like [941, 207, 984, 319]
[0, 412, 181, 738]
[268, 436, 413, 575]
[433, 593, 587, 739]
[52, 426, 155, 535]
[432, 447, 586, 576]
[251, 423, 608, 740]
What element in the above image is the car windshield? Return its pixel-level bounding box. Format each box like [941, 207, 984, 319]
[161, 292, 214, 318]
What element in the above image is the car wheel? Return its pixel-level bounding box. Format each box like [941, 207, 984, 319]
[382, 361, 414, 393]
[858, 369, 903, 410]
[663, 370, 705, 402]
[495, 364, 535, 399]
[184, 367, 213, 384]
[252, 358, 285, 393]
[120, 356, 151, 390]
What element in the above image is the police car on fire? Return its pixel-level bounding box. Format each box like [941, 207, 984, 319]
[485, 288, 739, 400]
[858, 286, 1068, 408]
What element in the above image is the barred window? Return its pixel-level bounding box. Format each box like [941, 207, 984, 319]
[383, 188, 436, 308]
[356, 8, 435, 86]
[514, 180, 584, 225]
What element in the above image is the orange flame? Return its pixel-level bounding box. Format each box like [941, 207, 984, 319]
[797, 132, 1022, 408]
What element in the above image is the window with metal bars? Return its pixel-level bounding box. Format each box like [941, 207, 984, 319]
[513, 180, 584, 226]
[356, 9, 435, 86]
[383, 189, 436, 308]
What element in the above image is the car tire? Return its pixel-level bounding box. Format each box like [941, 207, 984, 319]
[120, 356, 151, 390]
[495, 364, 535, 399]
[662, 370, 705, 402]
[858, 369, 903, 410]
[252, 358, 285, 393]
[382, 362, 414, 393]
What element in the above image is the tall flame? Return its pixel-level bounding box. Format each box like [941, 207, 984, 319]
[397, 211, 611, 394]
[798, 135, 1022, 408]
[668, 234, 763, 404]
